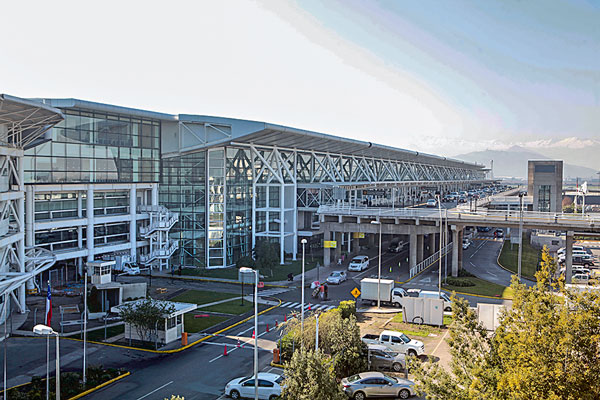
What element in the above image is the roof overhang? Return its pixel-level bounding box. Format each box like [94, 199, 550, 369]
[0, 94, 64, 149]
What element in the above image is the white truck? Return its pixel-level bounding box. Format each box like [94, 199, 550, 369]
[360, 278, 408, 308]
[361, 330, 425, 357]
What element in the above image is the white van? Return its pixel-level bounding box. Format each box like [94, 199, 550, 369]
[557, 246, 584, 256]
[348, 255, 370, 272]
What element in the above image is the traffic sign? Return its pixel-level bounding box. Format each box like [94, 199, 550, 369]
[257, 281, 265, 289]
[351, 287, 361, 298]
[324, 240, 337, 248]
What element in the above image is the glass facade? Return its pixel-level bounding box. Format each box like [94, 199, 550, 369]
[538, 185, 551, 212]
[207, 149, 226, 267]
[225, 147, 253, 266]
[24, 108, 160, 184]
[160, 152, 206, 267]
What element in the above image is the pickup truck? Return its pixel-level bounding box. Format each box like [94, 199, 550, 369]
[361, 330, 425, 357]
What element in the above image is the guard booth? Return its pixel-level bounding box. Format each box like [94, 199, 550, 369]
[87, 260, 115, 285]
[112, 299, 197, 345]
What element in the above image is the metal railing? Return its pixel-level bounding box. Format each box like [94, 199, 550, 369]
[409, 242, 452, 278]
[139, 240, 179, 264]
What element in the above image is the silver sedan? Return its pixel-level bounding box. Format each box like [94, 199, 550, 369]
[342, 371, 415, 399]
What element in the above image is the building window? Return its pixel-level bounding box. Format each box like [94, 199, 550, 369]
[538, 185, 551, 212]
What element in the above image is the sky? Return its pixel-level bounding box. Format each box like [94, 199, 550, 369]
[1, 0, 599, 165]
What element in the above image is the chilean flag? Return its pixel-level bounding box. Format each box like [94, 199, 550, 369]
[45, 282, 52, 326]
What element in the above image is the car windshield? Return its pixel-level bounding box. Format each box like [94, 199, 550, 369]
[347, 374, 361, 383]
[330, 272, 340, 277]
[274, 376, 284, 384]
[399, 333, 410, 343]
[351, 258, 362, 263]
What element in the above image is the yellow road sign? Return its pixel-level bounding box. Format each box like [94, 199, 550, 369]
[351, 287, 361, 298]
[324, 240, 337, 248]
[352, 232, 365, 239]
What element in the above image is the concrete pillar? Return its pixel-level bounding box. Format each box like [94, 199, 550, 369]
[323, 230, 331, 267]
[565, 232, 573, 284]
[18, 159, 25, 312]
[417, 234, 424, 263]
[334, 232, 342, 263]
[25, 186, 34, 248]
[151, 184, 159, 206]
[452, 226, 459, 277]
[86, 185, 95, 262]
[352, 233, 360, 254]
[368, 233, 376, 247]
[130, 185, 137, 261]
[409, 232, 417, 270]
[458, 230, 464, 271]
[429, 234, 436, 257]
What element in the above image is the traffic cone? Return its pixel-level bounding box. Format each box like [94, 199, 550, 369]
[308, 304, 311, 311]
[284, 314, 287, 322]
[252, 330, 255, 339]
[224, 345, 228, 356]
[236, 338, 241, 348]
[266, 323, 270, 333]
[275, 320, 278, 328]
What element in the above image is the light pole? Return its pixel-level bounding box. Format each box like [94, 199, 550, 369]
[300, 239, 307, 341]
[444, 208, 448, 283]
[436, 193, 442, 298]
[238, 267, 259, 400]
[517, 192, 524, 281]
[33, 324, 60, 400]
[371, 220, 382, 309]
[83, 271, 87, 384]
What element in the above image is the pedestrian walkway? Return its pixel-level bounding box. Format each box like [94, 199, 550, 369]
[278, 301, 336, 311]
[258, 287, 291, 297]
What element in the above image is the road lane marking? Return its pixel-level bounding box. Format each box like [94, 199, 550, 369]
[136, 381, 173, 400]
[281, 301, 293, 307]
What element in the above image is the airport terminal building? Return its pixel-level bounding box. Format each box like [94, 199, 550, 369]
[1, 93, 487, 314]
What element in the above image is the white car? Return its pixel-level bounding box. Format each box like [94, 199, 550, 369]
[462, 239, 471, 250]
[327, 271, 347, 285]
[426, 199, 437, 208]
[348, 256, 369, 272]
[225, 372, 283, 400]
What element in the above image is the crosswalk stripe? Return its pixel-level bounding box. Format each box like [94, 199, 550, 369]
[280, 301, 293, 307]
[291, 303, 301, 309]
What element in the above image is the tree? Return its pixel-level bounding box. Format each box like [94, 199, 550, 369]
[253, 239, 279, 277]
[410, 246, 600, 400]
[281, 349, 346, 400]
[164, 396, 184, 400]
[235, 255, 255, 269]
[279, 303, 367, 379]
[119, 298, 175, 343]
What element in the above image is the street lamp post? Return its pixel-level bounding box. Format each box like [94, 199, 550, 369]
[370, 220, 382, 309]
[300, 239, 307, 341]
[83, 271, 87, 384]
[33, 324, 60, 400]
[518, 192, 524, 281]
[238, 267, 259, 400]
[436, 194, 442, 298]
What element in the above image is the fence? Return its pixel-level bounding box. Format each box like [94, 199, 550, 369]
[409, 242, 452, 278]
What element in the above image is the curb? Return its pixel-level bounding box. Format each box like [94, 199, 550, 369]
[20, 299, 282, 354]
[270, 362, 285, 369]
[68, 371, 131, 400]
[443, 288, 512, 301]
[152, 274, 293, 289]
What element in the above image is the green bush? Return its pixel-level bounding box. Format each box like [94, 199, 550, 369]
[445, 277, 475, 287]
[458, 269, 475, 278]
[337, 300, 356, 319]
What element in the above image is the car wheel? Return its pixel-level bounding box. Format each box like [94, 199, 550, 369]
[269, 395, 279, 400]
[394, 302, 401, 308]
[407, 349, 417, 358]
[230, 389, 240, 399]
[398, 388, 411, 399]
[393, 362, 403, 372]
[371, 301, 376, 306]
[353, 391, 366, 400]
[444, 307, 451, 312]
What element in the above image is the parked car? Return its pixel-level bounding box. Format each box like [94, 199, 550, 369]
[388, 240, 408, 253]
[559, 255, 596, 267]
[361, 330, 425, 357]
[225, 372, 283, 400]
[426, 199, 437, 208]
[572, 273, 590, 285]
[557, 246, 585, 256]
[367, 344, 406, 372]
[341, 372, 416, 400]
[349, 256, 370, 272]
[327, 270, 347, 285]
[494, 228, 504, 238]
[477, 226, 491, 232]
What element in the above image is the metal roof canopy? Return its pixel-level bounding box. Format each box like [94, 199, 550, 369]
[0, 94, 64, 149]
[230, 124, 483, 170]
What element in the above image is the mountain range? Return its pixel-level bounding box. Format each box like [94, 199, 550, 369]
[454, 145, 598, 180]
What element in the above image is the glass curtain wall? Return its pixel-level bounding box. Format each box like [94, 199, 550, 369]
[160, 152, 206, 267]
[225, 147, 252, 266]
[207, 149, 226, 267]
[24, 108, 160, 184]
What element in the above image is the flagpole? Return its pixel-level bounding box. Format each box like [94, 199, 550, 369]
[46, 280, 50, 400]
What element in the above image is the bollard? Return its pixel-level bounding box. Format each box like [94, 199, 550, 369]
[236, 338, 241, 348]
[224, 345, 228, 356]
[284, 314, 287, 322]
[275, 320, 278, 328]
[266, 323, 270, 333]
[252, 330, 255, 339]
